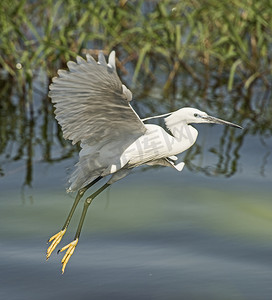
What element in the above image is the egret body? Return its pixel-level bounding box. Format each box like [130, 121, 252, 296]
[46, 50, 242, 273]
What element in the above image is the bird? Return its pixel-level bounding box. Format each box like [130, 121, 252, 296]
[46, 50, 242, 273]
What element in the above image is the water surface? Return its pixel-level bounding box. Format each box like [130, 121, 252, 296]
[1, 123, 272, 299]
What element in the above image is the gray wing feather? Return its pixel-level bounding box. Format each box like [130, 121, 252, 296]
[49, 51, 146, 146]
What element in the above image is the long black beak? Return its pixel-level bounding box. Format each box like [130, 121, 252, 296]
[204, 115, 243, 129]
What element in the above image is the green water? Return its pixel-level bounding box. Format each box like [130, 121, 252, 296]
[1, 145, 272, 299]
[1, 12, 272, 296]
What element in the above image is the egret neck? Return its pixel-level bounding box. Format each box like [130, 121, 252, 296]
[165, 115, 198, 156]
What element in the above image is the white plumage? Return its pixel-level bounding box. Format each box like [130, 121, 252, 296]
[49, 51, 197, 191]
[47, 50, 242, 273]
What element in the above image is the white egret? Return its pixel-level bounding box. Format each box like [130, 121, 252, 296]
[47, 50, 242, 273]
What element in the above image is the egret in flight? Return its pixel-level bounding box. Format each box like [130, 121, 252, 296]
[47, 50, 242, 273]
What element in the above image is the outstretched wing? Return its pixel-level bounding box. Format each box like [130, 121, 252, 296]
[49, 51, 146, 146]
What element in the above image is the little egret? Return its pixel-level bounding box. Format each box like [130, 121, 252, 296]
[47, 50, 242, 273]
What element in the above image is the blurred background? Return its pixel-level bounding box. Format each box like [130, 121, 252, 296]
[0, 0, 272, 299]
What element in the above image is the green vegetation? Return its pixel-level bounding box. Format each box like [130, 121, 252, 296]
[0, 0, 271, 186]
[1, 0, 271, 90]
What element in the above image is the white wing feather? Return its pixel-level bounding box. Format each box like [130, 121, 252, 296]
[49, 51, 146, 146]
[49, 51, 147, 191]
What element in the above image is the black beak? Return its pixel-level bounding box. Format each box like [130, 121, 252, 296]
[204, 115, 243, 129]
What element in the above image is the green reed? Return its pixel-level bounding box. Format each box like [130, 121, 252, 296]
[0, 0, 271, 186]
[0, 0, 271, 90]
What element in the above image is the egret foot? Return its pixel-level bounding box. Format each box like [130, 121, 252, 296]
[46, 228, 67, 260]
[58, 238, 78, 274]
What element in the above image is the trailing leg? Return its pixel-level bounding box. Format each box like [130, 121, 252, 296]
[58, 183, 111, 273]
[46, 176, 102, 260]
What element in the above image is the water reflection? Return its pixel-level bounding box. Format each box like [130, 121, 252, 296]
[1, 55, 272, 300]
[0, 62, 271, 187]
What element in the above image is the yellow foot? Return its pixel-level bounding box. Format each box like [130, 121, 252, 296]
[58, 238, 78, 274]
[46, 229, 67, 260]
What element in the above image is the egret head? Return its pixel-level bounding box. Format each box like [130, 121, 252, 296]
[165, 107, 242, 129]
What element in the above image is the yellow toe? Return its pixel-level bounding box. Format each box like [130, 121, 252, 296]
[59, 238, 78, 274]
[46, 229, 67, 260]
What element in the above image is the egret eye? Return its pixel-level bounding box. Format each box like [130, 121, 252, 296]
[194, 113, 199, 117]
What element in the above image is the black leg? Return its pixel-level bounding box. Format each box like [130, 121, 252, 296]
[58, 182, 111, 273]
[75, 183, 110, 239]
[62, 176, 103, 230]
[46, 176, 103, 260]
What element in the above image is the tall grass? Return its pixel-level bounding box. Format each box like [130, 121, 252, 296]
[0, 0, 271, 90]
[0, 0, 271, 185]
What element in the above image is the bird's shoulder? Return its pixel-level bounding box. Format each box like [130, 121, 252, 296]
[143, 123, 174, 140]
[144, 123, 167, 133]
